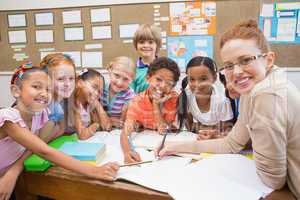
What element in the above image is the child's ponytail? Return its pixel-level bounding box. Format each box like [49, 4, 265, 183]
[178, 76, 188, 131]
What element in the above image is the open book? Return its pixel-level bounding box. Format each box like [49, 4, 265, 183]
[166, 154, 273, 200]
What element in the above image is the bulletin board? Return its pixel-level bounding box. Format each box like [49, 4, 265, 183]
[0, 0, 300, 72]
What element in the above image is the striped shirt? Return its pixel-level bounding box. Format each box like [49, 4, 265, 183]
[100, 84, 135, 118]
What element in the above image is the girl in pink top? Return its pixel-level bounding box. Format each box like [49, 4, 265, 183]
[0, 64, 119, 200]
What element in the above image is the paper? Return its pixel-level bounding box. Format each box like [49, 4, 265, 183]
[11, 45, 26, 49]
[35, 30, 54, 43]
[160, 16, 169, 21]
[90, 8, 110, 22]
[13, 53, 28, 61]
[277, 17, 297, 41]
[92, 26, 112, 39]
[123, 39, 133, 44]
[8, 14, 26, 27]
[62, 10, 81, 24]
[132, 130, 197, 150]
[119, 24, 139, 38]
[167, 154, 273, 200]
[154, 13, 160, 17]
[64, 27, 84, 41]
[8, 30, 27, 43]
[154, 22, 160, 26]
[276, 2, 300, 10]
[34, 12, 54, 26]
[195, 39, 207, 47]
[63, 51, 81, 67]
[170, 3, 186, 17]
[85, 43, 103, 50]
[82, 51, 102, 68]
[263, 19, 272, 38]
[117, 157, 192, 192]
[153, 5, 160, 9]
[39, 48, 55, 52]
[261, 4, 274, 17]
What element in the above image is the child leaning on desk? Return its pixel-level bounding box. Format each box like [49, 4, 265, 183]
[177, 56, 233, 140]
[121, 57, 180, 164]
[100, 56, 136, 129]
[157, 19, 300, 199]
[0, 65, 119, 200]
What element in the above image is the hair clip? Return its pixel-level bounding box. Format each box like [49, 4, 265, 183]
[79, 68, 89, 76]
[11, 62, 33, 85]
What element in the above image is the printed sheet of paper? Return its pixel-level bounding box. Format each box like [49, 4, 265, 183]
[90, 8, 110, 22]
[119, 24, 139, 38]
[8, 14, 26, 27]
[261, 4, 274, 17]
[8, 30, 27, 43]
[277, 17, 297, 41]
[35, 30, 54, 43]
[62, 10, 81, 24]
[92, 26, 112, 39]
[64, 27, 84, 41]
[81, 51, 102, 68]
[34, 12, 54, 26]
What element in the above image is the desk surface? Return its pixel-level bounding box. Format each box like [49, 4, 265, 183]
[15, 166, 295, 200]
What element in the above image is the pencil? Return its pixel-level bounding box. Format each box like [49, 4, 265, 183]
[120, 160, 154, 167]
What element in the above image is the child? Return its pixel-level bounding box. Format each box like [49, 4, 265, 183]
[121, 57, 180, 164]
[130, 24, 162, 93]
[0, 65, 119, 200]
[219, 72, 240, 124]
[178, 56, 233, 140]
[40, 53, 76, 139]
[73, 69, 111, 140]
[101, 56, 136, 128]
[158, 20, 300, 199]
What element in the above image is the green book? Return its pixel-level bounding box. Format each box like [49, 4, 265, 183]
[24, 134, 78, 172]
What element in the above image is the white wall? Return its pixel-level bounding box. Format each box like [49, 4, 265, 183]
[1, 69, 300, 108]
[0, 0, 184, 10]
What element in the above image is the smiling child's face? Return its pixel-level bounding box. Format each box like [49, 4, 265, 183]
[147, 68, 175, 100]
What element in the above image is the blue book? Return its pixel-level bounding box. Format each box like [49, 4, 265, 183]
[59, 142, 106, 161]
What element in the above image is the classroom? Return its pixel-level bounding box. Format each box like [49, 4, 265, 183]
[0, 0, 299, 200]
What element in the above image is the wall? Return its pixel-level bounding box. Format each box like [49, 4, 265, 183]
[0, 0, 184, 11]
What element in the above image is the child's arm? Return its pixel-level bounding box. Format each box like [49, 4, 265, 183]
[38, 121, 57, 142]
[3, 121, 119, 181]
[120, 119, 141, 164]
[74, 109, 99, 140]
[93, 100, 112, 131]
[0, 151, 31, 200]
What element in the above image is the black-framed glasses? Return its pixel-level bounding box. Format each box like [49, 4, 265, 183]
[219, 54, 267, 73]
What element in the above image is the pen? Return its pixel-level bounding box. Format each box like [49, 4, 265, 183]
[156, 126, 170, 156]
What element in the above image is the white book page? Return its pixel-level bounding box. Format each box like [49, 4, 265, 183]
[167, 154, 273, 200]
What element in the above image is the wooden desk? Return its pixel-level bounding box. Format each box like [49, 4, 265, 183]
[15, 166, 172, 200]
[15, 166, 295, 200]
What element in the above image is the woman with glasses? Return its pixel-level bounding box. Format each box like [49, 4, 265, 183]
[157, 19, 300, 199]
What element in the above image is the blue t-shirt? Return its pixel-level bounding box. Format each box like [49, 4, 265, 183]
[48, 101, 64, 122]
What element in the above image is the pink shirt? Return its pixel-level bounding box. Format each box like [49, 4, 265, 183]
[0, 107, 49, 175]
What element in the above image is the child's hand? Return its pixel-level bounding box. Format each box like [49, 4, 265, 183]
[152, 93, 171, 105]
[95, 162, 119, 181]
[0, 171, 18, 200]
[155, 141, 177, 158]
[89, 122, 99, 133]
[157, 123, 168, 135]
[197, 129, 218, 140]
[124, 151, 141, 164]
[100, 118, 112, 131]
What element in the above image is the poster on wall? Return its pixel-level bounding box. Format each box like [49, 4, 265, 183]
[167, 35, 213, 71]
[259, 1, 300, 44]
[169, 1, 216, 36]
